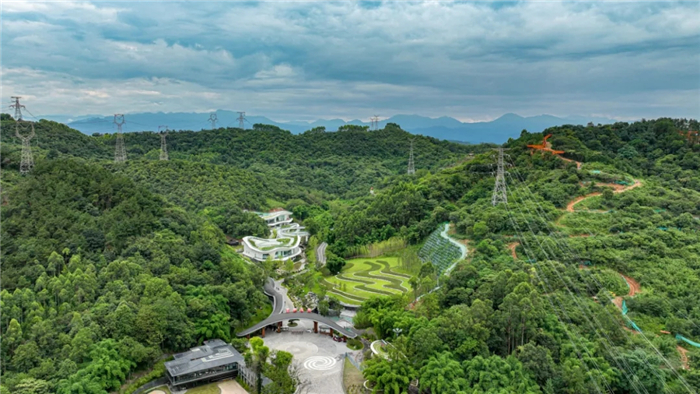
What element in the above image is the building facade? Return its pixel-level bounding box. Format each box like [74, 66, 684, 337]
[242, 212, 309, 262]
[164, 339, 243, 391]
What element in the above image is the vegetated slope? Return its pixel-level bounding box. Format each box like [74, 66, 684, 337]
[0, 159, 269, 394]
[2, 118, 484, 200]
[315, 118, 700, 393]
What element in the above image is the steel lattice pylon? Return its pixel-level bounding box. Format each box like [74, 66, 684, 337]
[113, 114, 126, 163]
[407, 138, 415, 175]
[15, 121, 35, 175]
[159, 125, 169, 161]
[492, 147, 507, 206]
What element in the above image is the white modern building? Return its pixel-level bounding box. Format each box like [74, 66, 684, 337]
[242, 215, 309, 262]
[258, 209, 293, 228]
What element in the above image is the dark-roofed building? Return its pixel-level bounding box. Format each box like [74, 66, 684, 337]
[165, 339, 244, 391]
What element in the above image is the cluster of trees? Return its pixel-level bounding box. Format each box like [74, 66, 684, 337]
[0, 160, 269, 393]
[2, 115, 699, 393]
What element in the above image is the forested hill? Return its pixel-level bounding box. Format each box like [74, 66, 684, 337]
[1, 119, 486, 199]
[2, 115, 699, 393]
[0, 159, 270, 393]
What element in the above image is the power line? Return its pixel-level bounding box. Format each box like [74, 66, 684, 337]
[407, 138, 415, 175]
[159, 125, 169, 161]
[15, 121, 35, 175]
[504, 163, 695, 393]
[208, 112, 218, 129]
[113, 114, 127, 163]
[491, 148, 507, 206]
[237, 111, 246, 129]
[10, 96, 26, 121]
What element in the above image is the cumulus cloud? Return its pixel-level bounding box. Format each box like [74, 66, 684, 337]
[1, 1, 699, 120]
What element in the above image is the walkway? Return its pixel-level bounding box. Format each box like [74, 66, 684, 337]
[237, 312, 357, 338]
[441, 223, 468, 275]
[239, 277, 356, 338]
[317, 242, 328, 266]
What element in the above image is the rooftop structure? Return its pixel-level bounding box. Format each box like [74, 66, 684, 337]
[165, 339, 244, 391]
[242, 223, 309, 262]
[256, 208, 293, 228]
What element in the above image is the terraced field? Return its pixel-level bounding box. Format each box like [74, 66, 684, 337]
[322, 257, 412, 304]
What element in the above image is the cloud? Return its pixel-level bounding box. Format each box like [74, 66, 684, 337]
[2, 1, 699, 120]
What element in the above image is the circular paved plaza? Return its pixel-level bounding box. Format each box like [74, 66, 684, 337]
[263, 332, 353, 394]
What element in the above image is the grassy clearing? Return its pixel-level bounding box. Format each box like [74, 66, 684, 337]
[147, 386, 172, 394]
[343, 357, 365, 391]
[323, 256, 411, 303]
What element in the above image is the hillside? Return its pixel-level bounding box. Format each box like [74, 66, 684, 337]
[2, 116, 699, 394]
[0, 159, 270, 393]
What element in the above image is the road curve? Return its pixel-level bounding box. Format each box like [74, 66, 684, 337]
[317, 242, 328, 266]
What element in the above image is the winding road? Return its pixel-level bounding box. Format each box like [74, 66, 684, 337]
[317, 242, 328, 266]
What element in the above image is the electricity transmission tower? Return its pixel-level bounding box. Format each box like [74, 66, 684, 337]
[237, 111, 246, 129]
[113, 114, 127, 163]
[15, 121, 35, 175]
[159, 125, 169, 161]
[208, 113, 218, 129]
[407, 138, 416, 175]
[371, 115, 380, 130]
[10, 96, 26, 120]
[492, 147, 508, 206]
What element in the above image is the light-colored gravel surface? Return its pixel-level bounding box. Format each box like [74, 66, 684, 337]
[218, 380, 248, 394]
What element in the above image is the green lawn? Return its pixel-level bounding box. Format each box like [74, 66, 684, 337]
[185, 382, 221, 394]
[147, 386, 172, 394]
[323, 257, 411, 304]
[343, 357, 365, 392]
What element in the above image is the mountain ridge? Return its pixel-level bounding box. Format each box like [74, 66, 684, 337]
[46, 111, 621, 143]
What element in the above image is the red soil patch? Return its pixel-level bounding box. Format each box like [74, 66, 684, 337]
[612, 274, 640, 309]
[559, 156, 582, 169]
[564, 179, 642, 213]
[678, 346, 689, 370]
[507, 242, 519, 260]
[622, 274, 640, 297]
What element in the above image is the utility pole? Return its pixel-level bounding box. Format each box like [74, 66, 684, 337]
[10, 96, 25, 121]
[15, 121, 35, 175]
[237, 111, 246, 129]
[208, 112, 218, 129]
[373, 115, 380, 130]
[159, 125, 169, 161]
[113, 114, 127, 163]
[492, 147, 507, 206]
[407, 138, 416, 175]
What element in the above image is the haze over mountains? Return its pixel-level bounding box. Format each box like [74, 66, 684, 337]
[51, 111, 619, 144]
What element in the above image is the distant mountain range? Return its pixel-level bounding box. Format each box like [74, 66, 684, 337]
[46, 110, 619, 143]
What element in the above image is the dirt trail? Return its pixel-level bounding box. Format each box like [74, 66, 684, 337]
[559, 156, 583, 169]
[565, 180, 641, 213]
[678, 346, 689, 370]
[507, 242, 519, 260]
[612, 274, 640, 308]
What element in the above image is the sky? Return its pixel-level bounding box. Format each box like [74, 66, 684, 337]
[2, 1, 699, 122]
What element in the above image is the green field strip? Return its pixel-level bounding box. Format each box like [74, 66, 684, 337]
[375, 260, 411, 278]
[336, 274, 374, 285]
[325, 275, 399, 298]
[354, 271, 407, 293]
[338, 273, 406, 294]
[327, 289, 366, 303]
[355, 284, 396, 296]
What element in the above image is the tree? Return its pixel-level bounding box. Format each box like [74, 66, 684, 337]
[363, 356, 415, 394]
[245, 337, 270, 394]
[420, 352, 465, 393]
[326, 252, 346, 275]
[13, 378, 51, 394]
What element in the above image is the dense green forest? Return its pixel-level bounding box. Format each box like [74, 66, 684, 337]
[1, 116, 699, 393]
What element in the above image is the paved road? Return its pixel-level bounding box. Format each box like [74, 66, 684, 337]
[316, 242, 328, 266]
